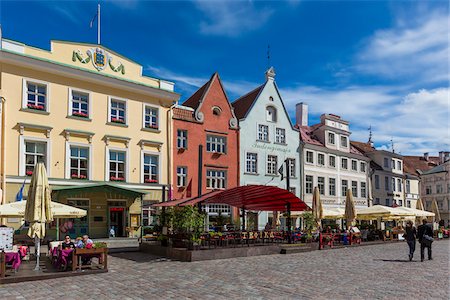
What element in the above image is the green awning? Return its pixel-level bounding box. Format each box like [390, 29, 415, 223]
[52, 183, 146, 199]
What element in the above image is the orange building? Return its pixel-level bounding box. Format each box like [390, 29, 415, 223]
[171, 73, 239, 223]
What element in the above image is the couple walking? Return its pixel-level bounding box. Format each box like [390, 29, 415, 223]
[404, 219, 434, 262]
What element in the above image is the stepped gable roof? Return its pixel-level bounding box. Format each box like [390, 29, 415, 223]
[232, 84, 265, 119]
[172, 106, 196, 122]
[181, 74, 214, 110]
[299, 125, 364, 156]
[403, 155, 440, 176]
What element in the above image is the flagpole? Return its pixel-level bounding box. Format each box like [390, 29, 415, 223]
[97, 3, 101, 45]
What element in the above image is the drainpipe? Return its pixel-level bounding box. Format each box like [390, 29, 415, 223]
[0, 97, 5, 225]
[166, 104, 175, 200]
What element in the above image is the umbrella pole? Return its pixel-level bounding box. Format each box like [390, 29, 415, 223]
[56, 219, 59, 241]
[34, 235, 40, 271]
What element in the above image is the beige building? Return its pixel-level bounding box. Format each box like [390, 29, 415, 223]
[421, 159, 450, 226]
[351, 142, 405, 207]
[0, 36, 179, 238]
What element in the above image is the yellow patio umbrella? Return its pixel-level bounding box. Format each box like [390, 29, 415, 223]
[344, 189, 356, 228]
[416, 199, 425, 211]
[431, 199, 441, 223]
[312, 187, 323, 229]
[24, 163, 53, 270]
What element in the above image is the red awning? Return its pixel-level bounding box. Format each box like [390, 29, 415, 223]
[152, 191, 222, 207]
[180, 185, 309, 212]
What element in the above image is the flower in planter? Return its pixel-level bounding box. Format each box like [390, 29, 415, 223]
[27, 104, 45, 110]
[146, 124, 159, 129]
[110, 176, 125, 181]
[144, 178, 158, 183]
[73, 111, 89, 118]
[71, 174, 87, 179]
[111, 118, 125, 124]
[26, 170, 33, 176]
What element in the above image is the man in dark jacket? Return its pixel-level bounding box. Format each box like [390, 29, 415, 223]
[417, 219, 433, 262]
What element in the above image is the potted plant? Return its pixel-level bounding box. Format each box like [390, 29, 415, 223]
[73, 111, 89, 118]
[111, 117, 125, 124]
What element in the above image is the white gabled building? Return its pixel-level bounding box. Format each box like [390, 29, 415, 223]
[296, 106, 370, 210]
[232, 68, 301, 230]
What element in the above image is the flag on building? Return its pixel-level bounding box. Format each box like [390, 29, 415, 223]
[15, 179, 26, 201]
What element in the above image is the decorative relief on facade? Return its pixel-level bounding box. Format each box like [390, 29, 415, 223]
[72, 47, 125, 74]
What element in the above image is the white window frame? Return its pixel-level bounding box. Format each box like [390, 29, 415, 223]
[351, 181, 358, 197]
[206, 135, 227, 154]
[142, 103, 159, 130]
[275, 128, 286, 144]
[288, 158, 295, 178]
[19, 135, 51, 177]
[257, 124, 269, 142]
[361, 182, 366, 198]
[22, 77, 50, 112]
[206, 169, 227, 190]
[305, 175, 313, 194]
[351, 160, 358, 171]
[318, 176, 325, 195]
[341, 158, 348, 170]
[329, 155, 336, 168]
[341, 180, 348, 197]
[177, 129, 188, 149]
[267, 155, 278, 175]
[65, 141, 93, 180]
[306, 151, 314, 164]
[360, 162, 366, 173]
[68, 87, 92, 118]
[317, 153, 325, 166]
[177, 166, 187, 187]
[397, 178, 402, 192]
[141, 150, 161, 184]
[245, 152, 258, 174]
[329, 178, 336, 196]
[340, 136, 348, 148]
[375, 175, 380, 189]
[105, 146, 129, 182]
[328, 132, 335, 145]
[108, 96, 128, 125]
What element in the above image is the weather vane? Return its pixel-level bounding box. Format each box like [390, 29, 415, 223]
[267, 44, 271, 69]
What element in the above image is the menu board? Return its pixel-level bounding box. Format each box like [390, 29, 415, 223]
[0, 227, 14, 251]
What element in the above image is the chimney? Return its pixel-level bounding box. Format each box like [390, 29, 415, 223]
[439, 151, 444, 164]
[295, 102, 308, 126]
[423, 152, 429, 161]
[444, 151, 450, 162]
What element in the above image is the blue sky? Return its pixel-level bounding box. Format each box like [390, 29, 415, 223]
[1, 0, 448, 155]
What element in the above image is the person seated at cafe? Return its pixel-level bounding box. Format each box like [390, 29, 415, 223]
[76, 235, 93, 248]
[264, 222, 272, 231]
[61, 235, 75, 249]
[323, 226, 332, 234]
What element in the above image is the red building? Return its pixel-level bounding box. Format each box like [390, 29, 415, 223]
[171, 73, 239, 222]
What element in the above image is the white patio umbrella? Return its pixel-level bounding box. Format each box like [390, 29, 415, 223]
[312, 187, 323, 229]
[344, 189, 356, 228]
[24, 163, 53, 271]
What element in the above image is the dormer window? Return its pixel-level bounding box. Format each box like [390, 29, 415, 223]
[266, 106, 277, 122]
[212, 106, 222, 116]
[328, 132, 335, 145]
[340, 136, 348, 147]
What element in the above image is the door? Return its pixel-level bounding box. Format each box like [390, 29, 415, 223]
[109, 207, 125, 237]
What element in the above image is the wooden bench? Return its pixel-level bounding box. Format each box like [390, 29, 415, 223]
[71, 248, 108, 271]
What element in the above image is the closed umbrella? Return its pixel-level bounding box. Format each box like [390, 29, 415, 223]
[344, 189, 356, 228]
[431, 199, 441, 224]
[415, 199, 425, 224]
[312, 187, 323, 229]
[24, 163, 53, 270]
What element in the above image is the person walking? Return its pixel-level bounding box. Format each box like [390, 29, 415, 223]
[417, 219, 433, 262]
[404, 220, 417, 261]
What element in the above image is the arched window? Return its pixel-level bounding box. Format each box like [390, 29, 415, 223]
[266, 106, 277, 122]
[212, 106, 222, 116]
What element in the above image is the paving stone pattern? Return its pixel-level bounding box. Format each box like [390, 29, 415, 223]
[1, 241, 449, 300]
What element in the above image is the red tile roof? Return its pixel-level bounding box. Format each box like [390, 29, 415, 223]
[172, 107, 197, 122]
[403, 155, 440, 176]
[299, 126, 365, 156]
[231, 84, 265, 119]
[350, 141, 376, 154]
[182, 73, 216, 110]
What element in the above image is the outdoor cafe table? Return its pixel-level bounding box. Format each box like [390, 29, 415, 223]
[5, 252, 21, 271]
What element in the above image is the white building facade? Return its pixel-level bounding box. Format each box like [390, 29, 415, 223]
[232, 68, 301, 230]
[297, 109, 370, 210]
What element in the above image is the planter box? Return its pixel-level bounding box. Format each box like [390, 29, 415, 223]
[74, 248, 107, 255]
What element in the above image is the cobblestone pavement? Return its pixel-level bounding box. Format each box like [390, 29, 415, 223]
[1, 240, 449, 300]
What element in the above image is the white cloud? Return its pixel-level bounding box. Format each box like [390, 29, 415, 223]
[279, 84, 449, 155]
[193, 0, 274, 37]
[355, 11, 449, 84]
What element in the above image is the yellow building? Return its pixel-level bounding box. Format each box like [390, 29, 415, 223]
[0, 36, 179, 238]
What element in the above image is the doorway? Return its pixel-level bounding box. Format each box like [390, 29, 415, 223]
[109, 207, 125, 237]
